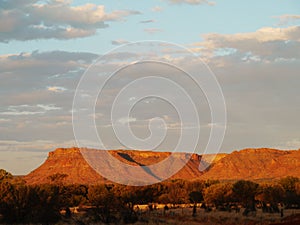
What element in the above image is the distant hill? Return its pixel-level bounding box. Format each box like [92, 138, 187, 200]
[24, 147, 300, 185]
[200, 148, 300, 180]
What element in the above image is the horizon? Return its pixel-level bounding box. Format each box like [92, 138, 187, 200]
[0, 0, 300, 175]
[11, 146, 300, 176]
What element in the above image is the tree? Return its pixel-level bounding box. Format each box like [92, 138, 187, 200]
[296, 182, 300, 196]
[203, 183, 233, 206]
[279, 176, 299, 193]
[232, 180, 258, 205]
[185, 180, 205, 194]
[189, 191, 203, 204]
[189, 191, 203, 216]
[166, 180, 188, 206]
[0, 169, 13, 182]
[232, 180, 258, 216]
[88, 185, 119, 224]
[0, 183, 61, 223]
[255, 184, 284, 204]
[279, 176, 300, 208]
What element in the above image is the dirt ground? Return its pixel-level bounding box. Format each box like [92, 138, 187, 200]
[132, 208, 300, 225]
[55, 208, 300, 225]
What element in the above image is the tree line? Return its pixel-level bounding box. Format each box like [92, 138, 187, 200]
[0, 169, 299, 224]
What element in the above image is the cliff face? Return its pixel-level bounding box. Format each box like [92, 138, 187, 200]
[25, 148, 107, 185]
[200, 148, 300, 180]
[24, 148, 300, 185]
[24, 148, 218, 185]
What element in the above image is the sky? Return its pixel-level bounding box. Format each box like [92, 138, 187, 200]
[0, 0, 300, 175]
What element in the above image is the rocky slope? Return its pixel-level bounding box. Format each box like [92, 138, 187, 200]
[24, 148, 223, 185]
[200, 148, 300, 180]
[24, 148, 300, 184]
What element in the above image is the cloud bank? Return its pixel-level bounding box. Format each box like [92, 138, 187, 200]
[0, 0, 140, 42]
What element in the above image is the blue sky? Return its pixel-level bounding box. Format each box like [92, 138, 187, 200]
[0, 0, 300, 174]
[1, 0, 299, 54]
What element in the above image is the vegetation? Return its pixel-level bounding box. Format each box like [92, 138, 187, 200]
[0, 169, 299, 224]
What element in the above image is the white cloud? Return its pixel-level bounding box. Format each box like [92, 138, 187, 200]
[0, 104, 61, 116]
[111, 39, 130, 45]
[151, 6, 163, 12]
[273, 139, 300, 150]
[140, 19, 156, 23]
[36, 104, 61, 111]
[0, 118, 11, 123]
[285, 139, 300, 150]
[0, 0, 140, 42]
[202, 26, 300, 44]
[0, 139, 76, 153]
[144, 28, 163, 34]
[276, 14, 300, 25]
[47, 86, 67, 93]
[193, 26, 300, 62]
[118, 117, 137, 125]
[167, 0, 215, 5]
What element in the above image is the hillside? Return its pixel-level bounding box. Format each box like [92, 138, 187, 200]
[24, 148, 223, 185]
[24, 148, 300, 185]
[200, 148, 300, 180]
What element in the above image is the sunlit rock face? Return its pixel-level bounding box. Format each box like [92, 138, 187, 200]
[200, 148, 300, 180]
[24, 147, 300, 185]
[24, 148, 211, 185]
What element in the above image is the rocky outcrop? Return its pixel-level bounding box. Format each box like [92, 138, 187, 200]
[200, 148, 300, 180]
[25, 148, 223, 185]
[25, 148, 107, 184]
[24, 147, 300, 184]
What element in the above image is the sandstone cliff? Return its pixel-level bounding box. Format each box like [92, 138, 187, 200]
[24, 148, 300, 184]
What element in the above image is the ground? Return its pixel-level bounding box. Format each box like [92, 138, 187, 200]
[54, 208, 300, 225]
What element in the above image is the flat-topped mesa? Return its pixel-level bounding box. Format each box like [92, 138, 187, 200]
[233, 148, 290, 155]
[24, 147, 300, 185]
[25, 148, 206, 185]
[48, 147, 81, 158]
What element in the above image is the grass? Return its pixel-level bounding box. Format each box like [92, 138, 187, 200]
[2, 208, 298, 225]
[56, 208, 299, 225]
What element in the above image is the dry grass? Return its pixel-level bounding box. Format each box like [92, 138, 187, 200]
[131, 208, 299, 225]
[8, 208, 298, 225]
[60, 208, 298, 225]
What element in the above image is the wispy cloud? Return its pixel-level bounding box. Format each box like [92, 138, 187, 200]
[140, 19, 156, 24]
[0, 104, 61, 116]
[0, 139, 76, 153]
[47, 86, 67, 93]
[144, 28, 163, 34]
[166, 0, 215, 5]
[0, 0, 140, 42]
[275, 14, 300, 25]
[117, 117, 137, 125]
[111, 39, 130, 45]
[151, 6, 163, 12]
[192, 25, 300, 62]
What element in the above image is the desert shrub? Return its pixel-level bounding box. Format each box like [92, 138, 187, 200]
[203, 183, 233, 206]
